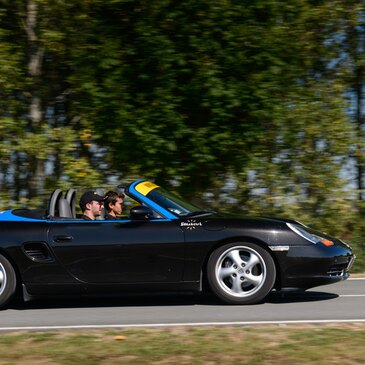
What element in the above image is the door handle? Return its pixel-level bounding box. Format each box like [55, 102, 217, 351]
[53, 235, 73, 242]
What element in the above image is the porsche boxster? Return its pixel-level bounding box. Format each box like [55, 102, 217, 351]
[0, 179, 355, 308]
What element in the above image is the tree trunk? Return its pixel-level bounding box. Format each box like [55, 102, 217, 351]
[25, 0, 45, 198]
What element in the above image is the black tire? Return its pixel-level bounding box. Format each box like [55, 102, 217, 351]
[0, 255, 17, 309]
[207, 242, 276, 304]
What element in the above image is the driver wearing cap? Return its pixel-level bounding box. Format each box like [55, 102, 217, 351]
[79, 191, 105, 220]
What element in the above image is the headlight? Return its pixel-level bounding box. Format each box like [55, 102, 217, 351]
[287, 223, 334, 246]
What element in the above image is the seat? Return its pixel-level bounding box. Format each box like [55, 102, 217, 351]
[65, 188, 77, 218]
[58, 198, 73, 218]
[47, 189, 63, 217]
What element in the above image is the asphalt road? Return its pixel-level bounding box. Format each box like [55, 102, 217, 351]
[0, 278, 364, 331]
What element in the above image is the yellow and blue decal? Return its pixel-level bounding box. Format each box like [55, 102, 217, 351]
[135, 181, 159, 196]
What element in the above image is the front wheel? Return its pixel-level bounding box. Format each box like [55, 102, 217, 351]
[0, 255, 17, 309]
[207, 242, 276, 304]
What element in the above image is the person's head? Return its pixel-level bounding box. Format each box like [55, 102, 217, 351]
[104, 191, 124, 217]
[79, 191, 105, 219]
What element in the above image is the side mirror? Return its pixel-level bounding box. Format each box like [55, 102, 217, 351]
[130, 205, 153, 220]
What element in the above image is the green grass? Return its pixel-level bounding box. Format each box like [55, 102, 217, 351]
[0, 324, 364, 364]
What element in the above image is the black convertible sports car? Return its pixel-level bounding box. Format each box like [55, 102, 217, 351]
[0, 179, 355, 308]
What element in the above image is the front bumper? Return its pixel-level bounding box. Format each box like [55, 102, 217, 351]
[272, 243, 355, 290]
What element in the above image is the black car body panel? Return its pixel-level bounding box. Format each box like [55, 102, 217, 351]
[0, 179, 355, 306]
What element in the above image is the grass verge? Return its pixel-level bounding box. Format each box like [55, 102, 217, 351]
[0, 324, 364, 364]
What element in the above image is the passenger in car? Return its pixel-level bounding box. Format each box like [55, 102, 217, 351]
[79, 191, 105, 220]
[104, 191, 124, 220]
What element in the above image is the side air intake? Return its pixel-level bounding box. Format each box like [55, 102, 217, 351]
[22, 242, 54, 263]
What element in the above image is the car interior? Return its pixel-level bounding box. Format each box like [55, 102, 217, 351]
[11, 188, 156, 221]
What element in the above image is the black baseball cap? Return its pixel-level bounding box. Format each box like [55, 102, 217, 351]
[79, 191, 105, 207]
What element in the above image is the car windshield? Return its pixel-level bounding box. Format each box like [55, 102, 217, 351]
[134, 182, 209, 217]
[147, 187, 202, 216]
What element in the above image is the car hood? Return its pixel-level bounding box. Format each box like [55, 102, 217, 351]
[177, 212, 304, 234]
[194, 211, 300, 225]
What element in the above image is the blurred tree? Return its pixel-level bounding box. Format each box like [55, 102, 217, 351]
[336, 2, 365, 201]
[67, 1, 306, 194]
[0, 0, 101, 208]
[67, 0, 354, 221]
[0, 5, 360, 214]
[236, 1, 354, 222]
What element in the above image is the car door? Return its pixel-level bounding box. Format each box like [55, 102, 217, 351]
[48, 219, 185, 284]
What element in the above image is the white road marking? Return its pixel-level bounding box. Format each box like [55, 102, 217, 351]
[1, 319, 365, 332]
[340, 295, 365, 297]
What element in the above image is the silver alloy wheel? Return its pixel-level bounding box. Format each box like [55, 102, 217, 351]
[0, 262, 6, 297]
[215, 245, 267, 298]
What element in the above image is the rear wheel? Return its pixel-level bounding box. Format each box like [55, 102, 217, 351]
[207, 242, 276, 304]
[0, 255, 17, 308]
